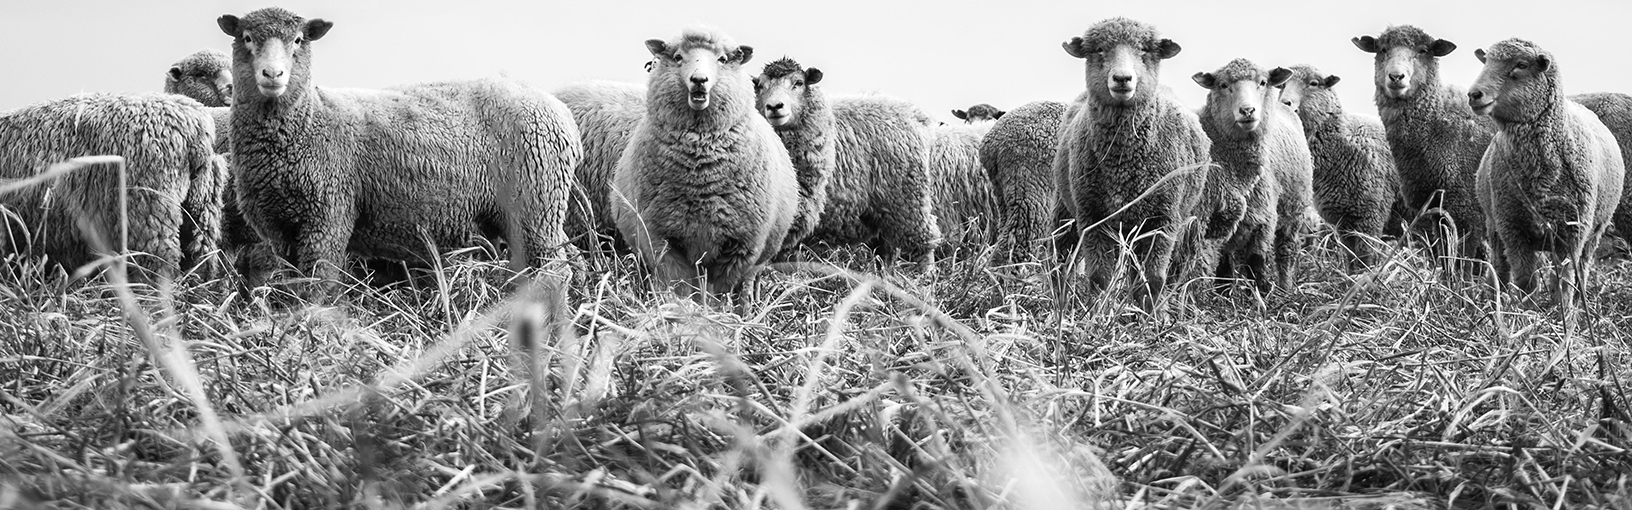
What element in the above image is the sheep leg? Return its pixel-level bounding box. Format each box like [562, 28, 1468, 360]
[1505, 244, 1540, 296]
[1212, 252, 1235, 295]
[1272, 219, 1299, 292]
[1133, 233, 1176, 314]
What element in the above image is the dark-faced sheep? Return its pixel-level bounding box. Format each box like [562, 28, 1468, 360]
[1055, 17, 1211, 311]
[979, 99, 1071, 264]
[555, 81, 646, 250]
[926, 122, 996, 253]
[1278, 65, 1409, 269]
[1469, 39, 1625, 306]
[1192, 59, 1315, 293]
[216, 8, 582, 289]
[1353, 25, 1496, 263]
[953, 104, 1005, 124]
[0, 93, 226, 280]
[612, 27, 799, 298]
[753, 57, 834, 254]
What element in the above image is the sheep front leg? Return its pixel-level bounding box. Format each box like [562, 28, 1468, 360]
[1504, 244, 1540, 296]
[1272, 218, 1299, 291]
[1135, 232, 1176, 314]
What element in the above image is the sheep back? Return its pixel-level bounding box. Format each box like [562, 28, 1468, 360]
[1569, 92, 1632, 249]
[927, 122, 995, 252]
[979, 99, 1070, 262]
[811, 95, 942, 264]
[555, 81, 646, 249]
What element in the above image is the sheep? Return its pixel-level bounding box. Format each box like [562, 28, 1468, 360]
[1353, 25, 1496, 264]
[164, 49, 233, 108]
[1054, 17, 1211, 311]
[979, 99, 1071, 263]
[801, 95, 943, 264]
[953, 104, 1005, 124]
[0, 93, 226, 280]
[612, 27, 799, 298]
[554, 81, 646, 249]
[1568, 92, 1632, 252]
[1469, 38, 1625, 307]
[926, 122, 996, 252]
[752, 56, 834, 255]
[1277, 65, 1409, 269]
[216, 7, 582, 290]
[1192, 59, 1315, 293]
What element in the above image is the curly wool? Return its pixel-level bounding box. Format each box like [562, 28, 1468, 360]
[613, 27, 799, 296]
[164, 49, 233, 108]
[805, 95, 942, 264]
[753, 56, 834, 255]
[978, 100, 1069, 262]
[926, 122, 995, 252]
[554, 81, 646, 249]
[1569, 92, 1632, 249]
[0, 93, 225, 279]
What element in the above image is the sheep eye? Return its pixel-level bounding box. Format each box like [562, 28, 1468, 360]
[1310, 80, 1320, 87]
[294, 37, 304, 45]
[793, 80, 804, 87]
[1515, 62, 1529, 70]
[1259, 79, 1267, 87]
[718, 55, 728, 64]
[671, 53, 683, 62]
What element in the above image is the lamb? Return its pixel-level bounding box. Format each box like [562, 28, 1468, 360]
[752, 57, 834, 254]
[1469, 38, 1625, 306]
[926, 122, 997, 251]
[164, 49, 233, 108]
[612, 27, 799, 298]
[1277, 65, 1409, 269]
[1192, 59, 1315, 293]
[0, 93, 226, 280]
[1353, 25, 1496, 263]
[979, 100, 1071, 263]
[1054, 17, 1211, 311]
[953, 104, 1005, 124]
[554, 81, 646, 249]
[217, 8, 582, 289]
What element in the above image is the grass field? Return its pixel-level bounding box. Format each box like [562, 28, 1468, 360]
[2, 227, 1630, 509]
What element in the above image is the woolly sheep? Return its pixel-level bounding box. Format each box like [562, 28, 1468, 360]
[952, 103, 1005, 124]
[926, 122, 996, 251]
[1192, 59, 1314, 293]
[979, 99, 1070, 263]
[1353, 25, 1496, 262]
[0, 93, 225, 279]
[752, 57, 834, 255]
[554, 80, 646, 249]
[164, 49, 233, 108]
[612, 27, 799, 298]
[1469, 39, 1625, 304]
[1055, 18, 1211, 311]
[1278, 65, 1409, 269]
[217, 8, 582, 288]
[1568, 92, 1632, 251]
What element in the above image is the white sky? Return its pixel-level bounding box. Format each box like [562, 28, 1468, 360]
[2, 0, 1628, 124]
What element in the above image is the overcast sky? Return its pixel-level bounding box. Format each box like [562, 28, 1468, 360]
[2, 0, 1627, 124]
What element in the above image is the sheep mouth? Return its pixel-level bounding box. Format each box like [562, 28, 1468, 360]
[1469, 100, 1495, 115]
[1234, 119, 1260, 131]
[256, 84, 287, 98]
[688, 89, 710, 110]
[763, 113, 789, 125]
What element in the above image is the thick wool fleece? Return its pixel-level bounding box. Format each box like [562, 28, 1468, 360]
[1568, 92, 1632, 249]
[979, 99, 1069, 263]
[754, 57, 835, 255]
[164, 49, 233, 108]
[927, 122, 996, 251]
[555, 80, 646, 248]
[0, 93, 224, 279]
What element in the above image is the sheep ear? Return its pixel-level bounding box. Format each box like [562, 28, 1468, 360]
[1268, 67, 1294, 87]
[1534, 55, 1550, 72]
[304, 19, 333, 41]
[1191, 72, 1216, 89]
[1352, 35, 1379, 53]
[167, 66, 183, 81]
[1062, 36, 1088, 59]
[751, 76, 761, 88]
[953, 109, 968, 120]
[736, 45, 754, 64]
[804, 68, 823, 85]
[1474, 48, 1486, 64]
[993, 111, 1006, 120]
[1156, 39, 1181, 59]
[1429, 39, 1457, 57]
[1323, 75, 1342, 88]
[645, 39, 668, 58]
[217, 15, 241, 37]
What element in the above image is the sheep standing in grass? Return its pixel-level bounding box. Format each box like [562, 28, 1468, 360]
[1192, 60, 1314, 293]
[0, 93, 226, 279]
[1569, 93, 1632, 252]
[1278, 65, 1408, 269]
[1054, 18, 1211, 311]
[613, 28, 798, 298]
[980, 100, 1070, 263]
[1469, 39, 1625, 305]
[217, 8, 582, 288]
[927, 122, 996, 252]
[1353, 26, 1496, 263]
[953, 104, 1005, 124]
[802, 94, 943, 265]
[753, 57, 834, 254]
[555, 81, 646, 249]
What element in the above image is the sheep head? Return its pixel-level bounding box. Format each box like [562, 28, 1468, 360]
[1469, 38, 1559, 123]
[1064, 17, 1180, 106]
[1278, 65, 1345, 130]
[646, 27, 754, 112]
[218, 8, 331, 101]
[1352, 25, 1455, 102]
[165, 49, 234, 107]
[753, 57, 823, 128]
[953, 104, 1005, 123]
[1194, 59, 1290, 137]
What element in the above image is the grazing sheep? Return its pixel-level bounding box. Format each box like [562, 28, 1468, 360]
[953, 104, 1005, 124]
[1469, 39, 1625, 305]
[1568, 92, 1632, 251]
[1054, 17, 1211, 311]
[0, 93, 225, 279]
[217, 8, 582, 288]
[926, 122, 996, 252]
[1278, 65, 1409, 269]
[979, 99, 1071, 263]
[1353, 25, 1496, 262]
[164, 49, 233, 108]
[554, 81, 646, 249]
[752, 57, 834, 254]
[1192, 59, 1315, 293]
[612, 27, 799, 298]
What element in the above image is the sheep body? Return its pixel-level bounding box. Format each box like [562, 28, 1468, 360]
[1568, 92, 1632, 250]
[555, 81, 646, 248]
[927, 122, 996, 252]
[0, 93, 225, 278]
[804, 95, 942, 264]
[979, 99, 1069, 262]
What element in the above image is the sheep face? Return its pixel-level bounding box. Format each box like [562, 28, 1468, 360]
[1469, 39, 1558, 123]
[1352, 26, 1455, 101]
[1279, 66, 1343, 128]
[217, 8, 332, 101]
[165, 50, 233, 107]
[646, 35, 754, 112]
[953, 104, 1005, 123]
[753, 58, 823, 128]
[1194, 60, 1291, 137]
[1064, 18, 1180, 106]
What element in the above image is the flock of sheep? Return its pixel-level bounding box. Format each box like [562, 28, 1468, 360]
[1, 8, 1627, 314]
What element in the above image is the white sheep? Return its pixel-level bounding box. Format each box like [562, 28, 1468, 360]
[979, 99, 1071, 264]
[554, 81, 646, 250]
[927, 122, 997, 253]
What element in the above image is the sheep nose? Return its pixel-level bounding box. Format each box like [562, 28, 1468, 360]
[1468, 90, 1484, 101]
[261, 68, 284, 79]
[1111, 74, 1133, 84]
[766, 102, 784, 112]
[1239, 106, 1256, 116]
[1388, 73, 1404, 82]
[690, 75, 709, 85]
